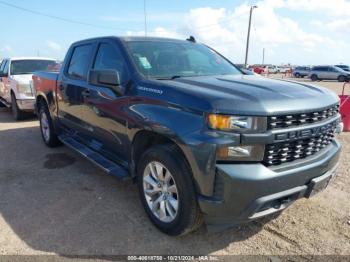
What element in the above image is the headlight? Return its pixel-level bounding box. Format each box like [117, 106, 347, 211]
[207, 114, 266, 132]
[17, 83, 33, 96]
[217, 145, 265, 161]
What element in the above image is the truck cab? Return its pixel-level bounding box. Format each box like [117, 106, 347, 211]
[0, 57, 58, 120]
[33, 36, 342, 236]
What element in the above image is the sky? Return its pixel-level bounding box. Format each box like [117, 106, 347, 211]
[0, 0, 349, 65]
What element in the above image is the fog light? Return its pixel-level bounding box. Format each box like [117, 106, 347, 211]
[336, 122, 344, 134]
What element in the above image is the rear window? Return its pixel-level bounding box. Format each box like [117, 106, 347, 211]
[67, 44, 93, 80]
[10, 60, 57, 75]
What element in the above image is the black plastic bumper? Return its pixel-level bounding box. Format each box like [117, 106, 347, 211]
[198, 140, 341, 230]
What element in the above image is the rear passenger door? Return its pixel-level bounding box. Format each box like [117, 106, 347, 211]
[79, 41, 131, 165]
[317, 66, 328, 79]
[328, 67, 339, 80]
[57, 43, 95, 135]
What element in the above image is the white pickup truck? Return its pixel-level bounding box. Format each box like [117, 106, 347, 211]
[0, 57, 58, 120]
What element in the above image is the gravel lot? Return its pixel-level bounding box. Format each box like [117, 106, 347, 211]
[0, 78, 349, 257]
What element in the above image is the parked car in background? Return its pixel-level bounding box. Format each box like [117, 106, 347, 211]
[249, 65, 265, 74]
[277, 66, 291, 74]
[293, 66, 311, 78]
[0, 57, 58, 120]
[266, 65, 278, 74]
[33, 36, 342, 236]
[309, 65, 350, 82]
[335, 64, 350, 72]
[241, 68, 261, 76]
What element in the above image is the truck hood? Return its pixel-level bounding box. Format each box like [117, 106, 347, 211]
[156, 75, 339, 116]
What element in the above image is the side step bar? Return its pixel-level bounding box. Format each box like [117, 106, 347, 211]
[58, 134, 130, 181]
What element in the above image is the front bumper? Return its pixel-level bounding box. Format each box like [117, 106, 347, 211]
[198, 140, 341, 230]
[16, 99, 35, 111]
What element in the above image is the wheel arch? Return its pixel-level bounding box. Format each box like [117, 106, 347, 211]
[131, 129, 202, 190]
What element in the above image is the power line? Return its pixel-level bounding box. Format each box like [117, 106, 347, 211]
[0, 0, 133, 32]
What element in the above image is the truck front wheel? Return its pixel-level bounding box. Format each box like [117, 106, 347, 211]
[137, 145, 202, 236]
[11, 93, 25, 120]
[38, 102, 61, 147]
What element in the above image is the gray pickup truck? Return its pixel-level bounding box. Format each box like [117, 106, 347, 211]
[33, 36, 343, 235]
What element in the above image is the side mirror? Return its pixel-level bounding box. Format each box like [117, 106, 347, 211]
[88, 69, 123, 95]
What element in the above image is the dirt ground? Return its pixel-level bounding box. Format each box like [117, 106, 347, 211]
[0, 77, 349, 258]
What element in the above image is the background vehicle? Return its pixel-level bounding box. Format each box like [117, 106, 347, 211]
[241, 68, 260, 76]
[249, 65, 265, 74]
[335, 64, 350, 72]
[310, 65, 350, 82]
[33, 36, 342, 236]
[266, 65, 278, 74]
[277, 66, 291, 74]
[0, 57, 58, 120]
[293, 66, 311, 78]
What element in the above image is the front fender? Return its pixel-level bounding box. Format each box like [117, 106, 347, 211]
[127, 101, 239, 197]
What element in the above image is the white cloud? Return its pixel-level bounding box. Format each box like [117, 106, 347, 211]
[110, 0, 349, 64]
[281, 0, 350, 17]
[126, 26, 183, 38]
[46, 41, 62, 51]
[327, 19, 350, 32]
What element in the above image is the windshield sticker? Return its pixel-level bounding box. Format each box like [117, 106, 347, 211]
[139, 57, 152, 69]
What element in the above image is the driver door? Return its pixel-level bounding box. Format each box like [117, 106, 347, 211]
[79, 41, 131, 164]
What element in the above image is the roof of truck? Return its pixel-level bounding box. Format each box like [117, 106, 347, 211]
[6, 57, 57, 61]
[72, 36, 193, 45]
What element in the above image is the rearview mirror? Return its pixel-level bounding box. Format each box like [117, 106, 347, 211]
[88, 69, 123, 95]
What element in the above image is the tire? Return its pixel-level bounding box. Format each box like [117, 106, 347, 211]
[38, 101, 61, 147]
[294, 73, 301, 78]
[11, 93, 25, 120]
[137, 144, 202, 236]
[338, 75, 346, 82]
[311, 74, 318, 81]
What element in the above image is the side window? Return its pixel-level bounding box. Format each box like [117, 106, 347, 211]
[0, 61, 4, 72]
[67, 44, 93, 80]
[93, 43, 128, 84]
[3, 60, 9, 75]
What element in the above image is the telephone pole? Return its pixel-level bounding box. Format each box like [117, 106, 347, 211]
[244, 5, 258, 67]
[262, 48, 265, 65]
[144, 0, 148, 36]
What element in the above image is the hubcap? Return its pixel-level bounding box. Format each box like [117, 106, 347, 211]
[143, 161, 179, 223]
[40, 112, 50, 142]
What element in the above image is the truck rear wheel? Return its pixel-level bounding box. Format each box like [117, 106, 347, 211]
[11, 93, 25, 121]
[338, 75, 346, 82]
[38, 102, 61, 147]
[137, 144, 202, 236]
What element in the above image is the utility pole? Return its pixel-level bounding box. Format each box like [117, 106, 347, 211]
[244, 5, 258, 67]
[262, 48, 265, 65]
[144, 0, 147, 37]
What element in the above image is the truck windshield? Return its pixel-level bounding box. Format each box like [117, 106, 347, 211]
[10, 60, 58, 75]
[125, 40, 241, 79]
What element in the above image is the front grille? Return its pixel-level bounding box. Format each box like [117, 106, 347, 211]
[263, 127, 336, 166]
[267, 104, 339, 130]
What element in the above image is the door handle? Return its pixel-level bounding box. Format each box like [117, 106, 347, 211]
[82, 89, 91, 98]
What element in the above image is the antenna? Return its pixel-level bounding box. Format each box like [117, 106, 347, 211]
[186, 36, 196, 43]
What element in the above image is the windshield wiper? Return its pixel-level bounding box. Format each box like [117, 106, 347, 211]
[155, 75, 182, 80]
